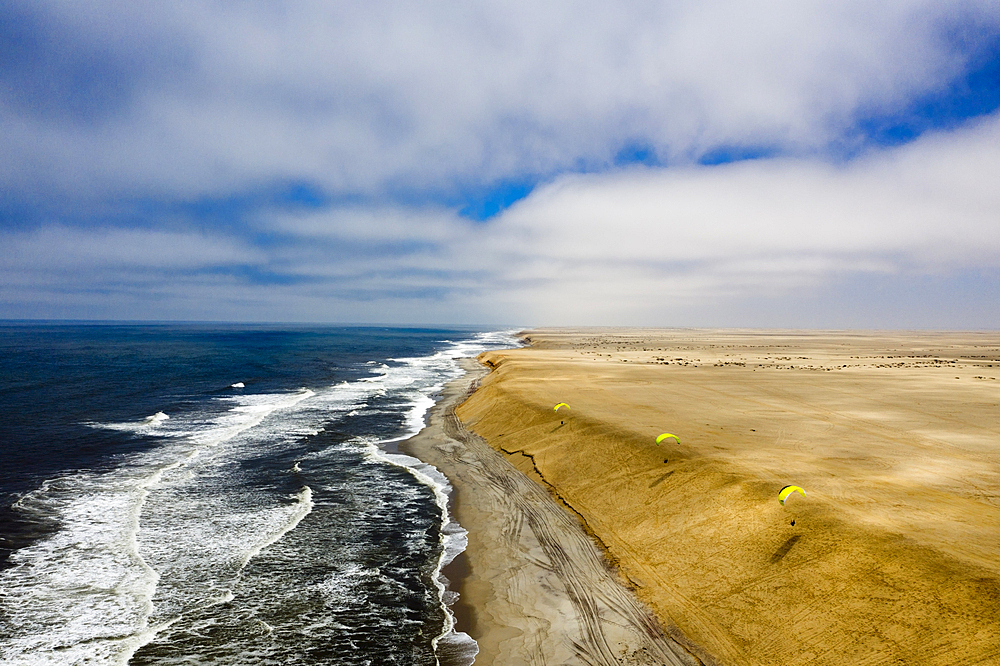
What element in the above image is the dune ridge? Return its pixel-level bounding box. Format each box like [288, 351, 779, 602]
[401, 358, 703, 665]
[457, 329, 1000, 665]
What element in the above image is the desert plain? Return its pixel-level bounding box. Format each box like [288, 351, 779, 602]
[453, 329, 1000, 665]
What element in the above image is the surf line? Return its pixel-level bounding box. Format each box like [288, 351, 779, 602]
[366, 440, 477, 666]
[86, 390, 317, 664]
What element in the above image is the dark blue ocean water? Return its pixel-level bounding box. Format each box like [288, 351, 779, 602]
[0, 323, 518, 666]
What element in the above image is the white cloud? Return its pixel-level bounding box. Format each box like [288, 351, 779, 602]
[0, 226, 261, 273]
[6, 115, 998, 325]
[2, 2, 999, 325]
[458, 114, 1000, 322]
[2, 112, 998, 325]
[3, 0, 998, 200]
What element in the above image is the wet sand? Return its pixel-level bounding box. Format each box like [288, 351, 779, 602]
[455, 329, 1000, 666]
[401, 359, 703, 666]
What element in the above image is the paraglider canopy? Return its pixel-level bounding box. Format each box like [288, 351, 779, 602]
[778, 485, 806, 505]
[656, 433, 680, 444]
[553, 403, 570, 412]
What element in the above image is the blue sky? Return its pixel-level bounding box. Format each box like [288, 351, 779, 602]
[2, 1, 999, 327]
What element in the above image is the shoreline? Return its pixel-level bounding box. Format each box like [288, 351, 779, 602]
[401, 357, 702, 665]
[456, 328, 1000, 665]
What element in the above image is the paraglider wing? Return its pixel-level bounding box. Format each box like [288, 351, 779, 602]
[778, 485, 806, 505]
[553, 403, 570, 412]
[656, 433, 680, 445]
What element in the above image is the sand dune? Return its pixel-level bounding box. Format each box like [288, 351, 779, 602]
[402, 359, 703, 666]
[456, 329, 1000, 665]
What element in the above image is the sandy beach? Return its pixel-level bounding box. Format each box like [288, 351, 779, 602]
[402, 358, 702, 665]
[448, 329, 1000, 665]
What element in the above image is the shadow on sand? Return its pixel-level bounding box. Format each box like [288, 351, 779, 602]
[770, 535, 801, 564]
[648, 471, 674, 488]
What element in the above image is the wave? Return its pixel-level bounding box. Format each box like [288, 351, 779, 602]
[145, 411, 170, 425]
[3, 473, 160, 666]
[380, 450, 478, 666]
[1, 389, 318, 665]
[96, 410, 171, 433]
[0, 329, 521, 666]
[361, 329, 522, 665]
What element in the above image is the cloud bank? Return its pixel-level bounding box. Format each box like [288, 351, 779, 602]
[1, 1, 999, 326]
[479, 115, 1000, 325]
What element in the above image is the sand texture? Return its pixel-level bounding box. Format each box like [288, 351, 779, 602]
[456, 329, 1000, 666]
[401, 359, 703, 666]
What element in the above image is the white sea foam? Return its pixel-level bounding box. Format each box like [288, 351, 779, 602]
[289, 329, 520, 663]
[1, 388, 322, 666]
[186, 389, 314, 448]
[135, 483, 315, 632]
[145, 411, 170, 425]
[360, 329, 521, 665]
[2, 473, 159, 666]
[239, 486, 314, 569]
[97, 411, 171, 433]
[230, 382, 244, 388]
[380, 450, 477, 663]
[0, 330, 521, 666]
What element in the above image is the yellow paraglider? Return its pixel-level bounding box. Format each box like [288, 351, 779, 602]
[656, 433, 680, 445]
[778, 485, 806, 505]
[553, 403, 570, 412]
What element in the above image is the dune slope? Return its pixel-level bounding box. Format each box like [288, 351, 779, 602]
[457, 329, 1000, 666]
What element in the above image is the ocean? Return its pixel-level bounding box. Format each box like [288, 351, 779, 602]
[0, 323, 519, 666]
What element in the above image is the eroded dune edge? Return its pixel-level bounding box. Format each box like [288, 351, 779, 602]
[402, 357, 704, 666]
[454, 328, 1000, 666]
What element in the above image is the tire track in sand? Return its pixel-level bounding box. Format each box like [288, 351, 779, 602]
[437, 371, 703, 666]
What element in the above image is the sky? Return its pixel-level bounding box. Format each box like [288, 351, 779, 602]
[2, 0, 999, 328]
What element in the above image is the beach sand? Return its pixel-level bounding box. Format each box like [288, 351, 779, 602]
[401, 359, 702, 666]
[454, 329, 1000, 666]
